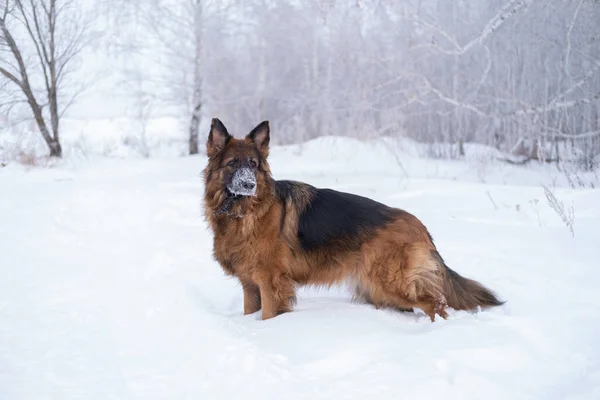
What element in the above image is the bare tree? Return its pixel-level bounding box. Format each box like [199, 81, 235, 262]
[188, 0, 203, 155]
[102, 0, 208, 155]
[0, 0, 86, 157]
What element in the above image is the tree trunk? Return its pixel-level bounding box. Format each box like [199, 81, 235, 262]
[189, 103, 201, 155]
[49, 140, 62, 157]
[188, 0, 202, 156]
[1, 4, 63, 158]
[29, 98, 62, 158]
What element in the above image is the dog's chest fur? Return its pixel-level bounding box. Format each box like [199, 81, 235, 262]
[210, 201, 281, 276]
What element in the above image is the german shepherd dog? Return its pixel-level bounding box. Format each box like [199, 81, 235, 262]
[203, 118, 503, 321]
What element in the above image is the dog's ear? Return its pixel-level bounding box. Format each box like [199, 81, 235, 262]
[246, 120, 270, 157]
[207, 118, 232, 157]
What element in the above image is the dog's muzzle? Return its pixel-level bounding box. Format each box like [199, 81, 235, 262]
[226, 167, 257, 196]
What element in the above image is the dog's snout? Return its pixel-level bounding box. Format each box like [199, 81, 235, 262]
[226, 167, 257, 196]
[242, 181, 255, 190]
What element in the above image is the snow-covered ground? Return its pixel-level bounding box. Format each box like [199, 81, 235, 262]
[1, 133, 600, 399]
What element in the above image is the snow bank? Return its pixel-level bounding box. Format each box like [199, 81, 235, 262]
[1, 117, 598, 190]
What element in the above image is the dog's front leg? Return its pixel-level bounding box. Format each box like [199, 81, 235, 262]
[241, 280, 261, 315]
[252, 269, 295, 320]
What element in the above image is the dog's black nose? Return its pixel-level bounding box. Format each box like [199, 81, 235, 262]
[242, 181, 255, 190]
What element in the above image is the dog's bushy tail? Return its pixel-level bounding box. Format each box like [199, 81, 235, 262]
[436, 252, 504, 310]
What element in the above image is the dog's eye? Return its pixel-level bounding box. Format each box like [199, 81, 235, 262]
[227, 159, 236, 167]
[248, 160, 257, 168]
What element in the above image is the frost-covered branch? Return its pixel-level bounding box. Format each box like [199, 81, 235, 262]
[564, 0, 585, 80]
[543, 185, 575, 237]
[406, 0, 531, 56]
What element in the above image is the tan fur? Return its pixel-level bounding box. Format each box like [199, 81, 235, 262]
[203, 120, 502, 322]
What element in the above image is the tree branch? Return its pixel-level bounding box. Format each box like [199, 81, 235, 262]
[565, 0, 585, 80]
[15, 0, 52, 94]
[406, 0, 531, 56]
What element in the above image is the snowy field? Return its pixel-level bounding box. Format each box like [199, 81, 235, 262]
[1, 132, 600, 399]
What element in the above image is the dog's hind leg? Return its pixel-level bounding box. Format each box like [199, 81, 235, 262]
[398, 243, 448, 321]
[353, 283, 415, 312]
[409, 295, 448, 321]
[369, 283, 447, 321]
[367, 242, 448, 321]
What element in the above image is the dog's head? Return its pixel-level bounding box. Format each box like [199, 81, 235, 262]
[203, 118, 272, 217]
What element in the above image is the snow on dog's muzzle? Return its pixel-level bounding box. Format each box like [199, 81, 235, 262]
[227, 167, 257, 196]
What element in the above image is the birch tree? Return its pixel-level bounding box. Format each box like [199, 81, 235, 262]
[102, 0, 207, 155]
[0, 0, 86, 157]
